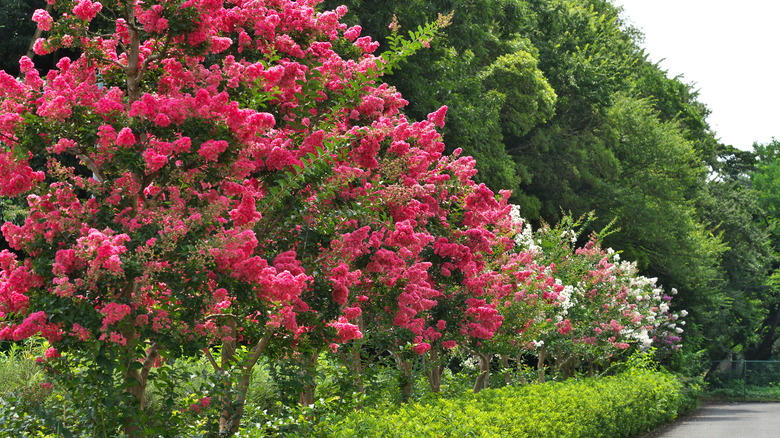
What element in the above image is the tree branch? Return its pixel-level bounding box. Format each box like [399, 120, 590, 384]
[140, 342, 161, 383]
[203, 347, 221, 372]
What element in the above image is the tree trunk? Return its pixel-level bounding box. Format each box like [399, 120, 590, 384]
[349, 343, 365, 396]
[118, 281, 160, 438]
[515, 352, 528, 385]
[558, 355, 575, 379]
[500, 354, 512, 386]
[297, 350, 320, 406]
[219, 330, 274, 437]
[473, 353, 491, 393]
[350, 315, 366, 396]
[121, 342, 160, 438]
[747, 305, 780, 360]
[393, 354, 414, 403]
[124, 0, 143, 102]
[537, 345, 546, 383]
[426, 348, 444, 393]
[218, 319, 237, 435]
[206, 320, 273, 437]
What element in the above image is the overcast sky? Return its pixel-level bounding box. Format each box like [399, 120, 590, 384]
[613, 0, 780, 151]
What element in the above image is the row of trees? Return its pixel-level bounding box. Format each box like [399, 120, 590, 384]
[0, 0, 681, 436]
[325, 0, 780, 364]
[7, 0, 772, 364]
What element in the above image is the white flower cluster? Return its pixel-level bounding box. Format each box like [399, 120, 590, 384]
[516, 223, 541, 253]
[509, 204, 523, 225]
[509, 204, 541, 253]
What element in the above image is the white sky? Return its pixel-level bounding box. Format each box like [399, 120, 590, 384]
[613, 0, 780, 151]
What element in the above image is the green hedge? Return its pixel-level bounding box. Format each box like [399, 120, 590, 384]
[313, 369, 686, 438]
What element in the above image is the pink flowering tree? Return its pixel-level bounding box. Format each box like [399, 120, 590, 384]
[0, 0, 531, 435]
[338, 179, 520, 399]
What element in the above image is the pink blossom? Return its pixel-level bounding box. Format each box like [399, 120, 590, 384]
[210, 37, 233, 54]
[104, 331, 127, 345]
[198, 139, 229, 162]
[344, 25, 362, 41]
[442, 340, 458, 349]
[51, 138, 76, 154]
[256, 269, 311, 302]
[99, 302, 132, 330]
[412, 342, 431, 355]
[154, 113, 171, 127]
[427, 106, 448, 128]
[52, 249, 79, 276]
[32, 38, 51, 55]
[272, 251, 305, 276]
[343, 307, 362, 320]
[70, 323, 92, 341]
[229, 194, 262, 226]
[136, 5, 168, 33]
[328, 319, 363, 342]
[0, 152, 45, 196]
[173, 136, 192, 153]
[556, 319, 573, 335]
[73, 0, 102, 22]
[142, 149, 169, 172]
[6, 311, 50, 341]
[354, 36, 379, 53]
[329, 263, 361, 305]
[32, 9, 53, 31]
[115, 127, 136, 146]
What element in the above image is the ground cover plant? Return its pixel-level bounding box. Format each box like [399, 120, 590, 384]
[0, 0, 685, 436]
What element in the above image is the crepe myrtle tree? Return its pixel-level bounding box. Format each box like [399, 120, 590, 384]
[502, 215, 686, 382]
[0, 0, 525, 435]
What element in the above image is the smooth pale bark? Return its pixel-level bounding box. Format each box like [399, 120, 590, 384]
[214, 328, 275, 436]
[390, 351, 414, 403]
[473, 352, 491, 393]
[537, 345, 546, 383]
[426, 348, 444, 393]
[500, 354, 511, 385]
[297, 351, 320, 407]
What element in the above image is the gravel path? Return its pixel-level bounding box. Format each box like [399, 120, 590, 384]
[643, 402, 780, 438]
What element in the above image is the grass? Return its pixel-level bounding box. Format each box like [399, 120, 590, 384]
[0, 340, 47, 400]
[702, 383, 780, 402]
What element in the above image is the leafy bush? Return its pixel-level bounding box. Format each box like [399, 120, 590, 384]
[309, 368, 686, 438]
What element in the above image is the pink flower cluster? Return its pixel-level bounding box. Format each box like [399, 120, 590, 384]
[73, 0, 102, 22]
[0, 151, 45, 197]
[0, 251, 40, 318]
[32, 9, 53, 31]
[76, 228, 130, 276]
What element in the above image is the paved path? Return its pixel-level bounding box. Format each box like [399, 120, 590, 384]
[644, 402, 780, 438]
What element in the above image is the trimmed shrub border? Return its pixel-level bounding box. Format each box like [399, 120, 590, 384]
[314, 369, 688, 437]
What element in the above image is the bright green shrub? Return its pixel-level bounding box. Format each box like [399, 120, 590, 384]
[311, 369, 685, 438]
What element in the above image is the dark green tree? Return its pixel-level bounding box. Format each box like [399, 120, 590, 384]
[324, 0, 557, 193]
